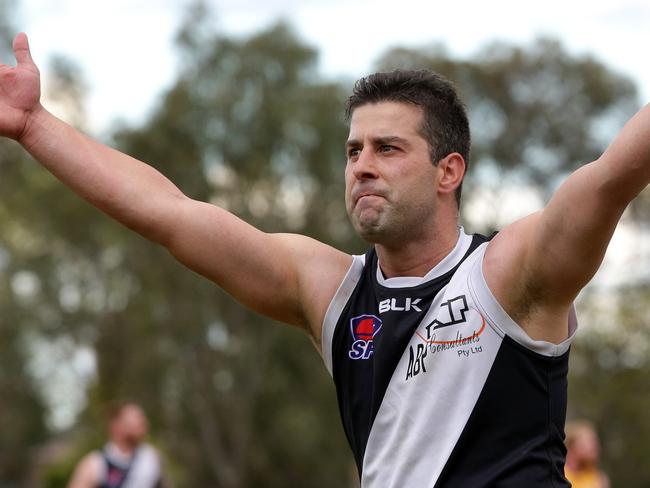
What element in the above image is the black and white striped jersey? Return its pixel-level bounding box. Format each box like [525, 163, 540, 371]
[321, 228, 577, 487]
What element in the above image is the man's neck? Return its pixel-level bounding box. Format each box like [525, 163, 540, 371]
[376, 224, 460, 278]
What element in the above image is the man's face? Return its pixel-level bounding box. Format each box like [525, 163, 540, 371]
[345, 101, 438, 244]
[573, 428, 601, 464]
[111, 404, 149, 447]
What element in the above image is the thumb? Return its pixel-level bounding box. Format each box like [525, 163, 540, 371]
[13, 32, 35, 66]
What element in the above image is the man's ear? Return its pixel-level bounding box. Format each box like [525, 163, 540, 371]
[436, 152, 466, 196]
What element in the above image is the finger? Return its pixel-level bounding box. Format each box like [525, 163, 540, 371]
[13, 32, 35, 66]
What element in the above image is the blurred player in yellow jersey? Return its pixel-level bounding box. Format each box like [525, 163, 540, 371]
[565, 420, 610, 488]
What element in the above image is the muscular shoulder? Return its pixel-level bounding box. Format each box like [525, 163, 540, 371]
[274, 233, 353, 348]
[483, 212, 574, 344]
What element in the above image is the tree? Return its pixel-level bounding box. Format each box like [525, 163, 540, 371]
[567, 284, 650, 487]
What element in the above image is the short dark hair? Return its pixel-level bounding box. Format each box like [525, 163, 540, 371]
[345, 70, 470, 206]
[105, 400, 138, 424]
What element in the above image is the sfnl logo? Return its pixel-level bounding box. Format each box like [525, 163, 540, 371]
[348, 315, 383, 360]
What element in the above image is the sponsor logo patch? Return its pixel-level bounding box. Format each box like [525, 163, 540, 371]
[348, 314, 382, 360]
[406, 295, 487, 380]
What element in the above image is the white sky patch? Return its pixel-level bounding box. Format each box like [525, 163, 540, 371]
[463, 184, 544, 231]
[15, 0, 650, 134]
[20, 0, 180, 133]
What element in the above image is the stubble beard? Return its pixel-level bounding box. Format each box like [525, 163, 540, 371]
[353, 210, 386, 243]
[352, 203, 409, 245]
[351, 197, 438, 247]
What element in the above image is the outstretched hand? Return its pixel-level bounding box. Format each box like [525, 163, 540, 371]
[0, 33, 41, 141]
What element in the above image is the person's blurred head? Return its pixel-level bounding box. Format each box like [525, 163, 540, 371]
[106, 402, 149, 449]
[565, 420, 601, 468]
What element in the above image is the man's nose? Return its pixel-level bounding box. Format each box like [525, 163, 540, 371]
[352, 148, 379, 180]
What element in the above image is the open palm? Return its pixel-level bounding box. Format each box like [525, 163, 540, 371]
[0, 33, 41, 141]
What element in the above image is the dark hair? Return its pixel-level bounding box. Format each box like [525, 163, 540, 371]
[345, 70, 470, 206]
[105, 400, 139, 424]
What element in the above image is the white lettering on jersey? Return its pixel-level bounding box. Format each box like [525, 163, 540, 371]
[378, 298, 423, 314]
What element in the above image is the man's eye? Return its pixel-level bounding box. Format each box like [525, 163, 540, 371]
[348, 148, 360, 158]
[379, 145, 395, 153]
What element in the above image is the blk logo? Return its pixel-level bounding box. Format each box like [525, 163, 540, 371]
[348, 314, 382, 360]
[378, 297, 422, 314]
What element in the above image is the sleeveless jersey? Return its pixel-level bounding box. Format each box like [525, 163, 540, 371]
[98, 443, 163, 488]
[100, 447, 131, 488]
[321, 229, 578, 487]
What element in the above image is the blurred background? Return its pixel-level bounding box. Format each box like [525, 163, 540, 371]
[1, 0, 649, 486]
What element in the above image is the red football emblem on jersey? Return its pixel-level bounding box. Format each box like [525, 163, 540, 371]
[350, 315, 382, 341]
[349, 314, 382, 360]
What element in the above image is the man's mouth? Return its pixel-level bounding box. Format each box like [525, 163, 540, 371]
[354, 190, 385, 205]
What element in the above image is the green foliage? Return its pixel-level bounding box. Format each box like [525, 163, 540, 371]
[570, 285, 650, 487]
[41, 453, 78, 488]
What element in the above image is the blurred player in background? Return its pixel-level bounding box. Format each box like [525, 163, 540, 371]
[67, 402, 166, 488]
[565, 420, 610, 488]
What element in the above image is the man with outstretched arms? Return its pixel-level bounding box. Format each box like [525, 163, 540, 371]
[2, 33, 649, 486]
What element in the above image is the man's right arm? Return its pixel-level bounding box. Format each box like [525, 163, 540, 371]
[20, 106, 351, 332]
[2, 34, 351, 343]
[67, 453, 101, 488]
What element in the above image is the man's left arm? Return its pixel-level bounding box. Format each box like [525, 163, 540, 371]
[484, 103, 650, 343]
[66, 452, 100, 488]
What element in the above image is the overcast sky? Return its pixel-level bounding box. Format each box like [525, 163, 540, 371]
[16, 0, 650, 134]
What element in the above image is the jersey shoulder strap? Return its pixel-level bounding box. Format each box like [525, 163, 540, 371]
[99, 447, 139, 488]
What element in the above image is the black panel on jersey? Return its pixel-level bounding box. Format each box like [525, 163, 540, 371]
[100, 449, 132, 488]
[434, 335, 571, 488]
[331, 235, 488, 475]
